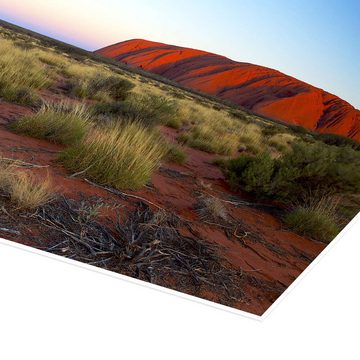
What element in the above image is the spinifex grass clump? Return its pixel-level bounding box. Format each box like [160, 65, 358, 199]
[0, 38, 52, 104]
[64, 63, 134, 101]
[69, 75, 134, 102]
[59, 122, 167, 190]
[33, 48, 70, 69]
[166, 143, 187, 164]
[179, 123, 239, 155]
[126, 94, 178, 126]
[238, 123, 267, 154]
[11, 101, 92, 145]
[176, 102, 255, 156]
[0, 161, 54, 209]
[267, 133, 296, 152]
[92, 94, 180, 128]
[284, 196, 341, 242]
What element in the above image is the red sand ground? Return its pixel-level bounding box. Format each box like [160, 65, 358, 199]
[0, 97, 325, 316]
[96, 39, 360, 140]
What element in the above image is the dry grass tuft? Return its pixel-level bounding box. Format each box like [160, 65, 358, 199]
[239, 123, 266, 154]
[178, 102, 242, 155]
[175, 99, 268, 155]
[285, 195, 341, 243]
[0, 161, 54, 209]
[0, 38, 52, 104]
[63, 63, 106, 79]
[11, 101, 92, 145]
[166, 143, 187, 164]
[59, 122, 167, 190]
[196, 194, 229, 223]
[180, 123, 239, 155]
[268, 133, 296, 152]
[33, 48, 70, 69]
[63, 63, 134, 101]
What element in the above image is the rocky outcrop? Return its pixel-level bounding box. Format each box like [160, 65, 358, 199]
[96, 39, 360, 140]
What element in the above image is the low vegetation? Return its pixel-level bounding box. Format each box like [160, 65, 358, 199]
[92, 93, 179, 128]
[0, 38, 52, 104]
[3, 23, 359, 244]
[315, 132, 360, 150]
[219, 141, 360, 241]
[175, 99, 269, 156]
[267, 133, 296, 152]
[221, 142, 360, 201]
[284, 196, 340, 242]
[0, 161, 54, 209]
[239, 123, 267, 154]
[33, 48, 70, 69]
[59, 122, 167, 190]
[177, 105, 241, 155]
[1, 34, 135, 105]
[166, 144, 187, 164]
[11, 101, 92, 145]
[66, 68, 134, 102]
[179, 123, 239, 155]
[125, 94, 178, 126]
[196, 194, 229, 223]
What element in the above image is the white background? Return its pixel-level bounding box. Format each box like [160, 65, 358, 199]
[0, 213, 359, 360]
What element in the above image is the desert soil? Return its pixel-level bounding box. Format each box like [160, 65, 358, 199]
[0, 96, 325, 316]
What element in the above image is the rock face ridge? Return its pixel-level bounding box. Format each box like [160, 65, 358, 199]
[96, 39, 360, 140]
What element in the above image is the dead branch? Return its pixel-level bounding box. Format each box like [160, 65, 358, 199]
[84, 178, 164, 210]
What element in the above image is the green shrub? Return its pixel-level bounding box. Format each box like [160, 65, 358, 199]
[220, 141, 360, 239]
[222, 154, 274, 194]
[273, 142, 360, 199]
[289, 124, 311, 135]
[315, 133, 360, 150]
[220, 141, 360, 201]
[336, 194, 360, 222]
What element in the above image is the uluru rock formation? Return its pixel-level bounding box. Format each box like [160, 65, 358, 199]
[96, 39, 360, 140]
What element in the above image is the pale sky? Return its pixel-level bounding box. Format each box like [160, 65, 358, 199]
[0, 0, 359, 108]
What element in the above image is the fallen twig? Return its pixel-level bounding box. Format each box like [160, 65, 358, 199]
[69, 164, 94, 178]
[84, 178, 164, 210]
[36, 198, 245, 306]
[0, 157, 49, 169]
[0, 227, 20, 235]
